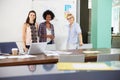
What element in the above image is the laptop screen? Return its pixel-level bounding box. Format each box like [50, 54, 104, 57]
[28, 42, 47, 55]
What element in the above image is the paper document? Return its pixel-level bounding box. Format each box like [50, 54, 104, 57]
[79, 43, 92, 49]
[7, 55, 36, 59]
[83, 51, 100, 54]
[73, 63, 111, 70]
[44, 51, 72, 56]
[0, 56, 7, 59]
[57, 62, 112, 70]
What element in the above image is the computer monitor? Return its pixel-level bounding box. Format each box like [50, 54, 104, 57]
[28, 42, 47, 55]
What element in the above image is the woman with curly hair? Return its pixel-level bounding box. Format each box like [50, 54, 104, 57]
[38, 10, 55, 44]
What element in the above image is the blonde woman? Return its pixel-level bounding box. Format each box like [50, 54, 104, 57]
[66, 13, 83, 49]
[22, 10, 38, 52]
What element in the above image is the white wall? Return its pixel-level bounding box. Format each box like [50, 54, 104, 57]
[0, 0, 32, 42]
[0, 0, 76, 50]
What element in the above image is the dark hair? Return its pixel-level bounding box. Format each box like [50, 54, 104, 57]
[26, 10, 36, 24]
[43, 10, 55, 20]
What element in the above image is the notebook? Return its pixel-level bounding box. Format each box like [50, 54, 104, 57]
[28, 42, 47, 55]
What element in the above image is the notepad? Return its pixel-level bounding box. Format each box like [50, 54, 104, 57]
[57, 62, 112, 70]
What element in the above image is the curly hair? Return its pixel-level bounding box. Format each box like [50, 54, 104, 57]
[43, 10, 55, 20]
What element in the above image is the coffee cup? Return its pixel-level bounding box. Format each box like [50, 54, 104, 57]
[12, 48, 18, 56]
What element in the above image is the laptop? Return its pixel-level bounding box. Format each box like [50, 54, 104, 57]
[28, 42, 47, 55]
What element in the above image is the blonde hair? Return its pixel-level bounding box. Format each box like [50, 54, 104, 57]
[66, 13, 74, 20]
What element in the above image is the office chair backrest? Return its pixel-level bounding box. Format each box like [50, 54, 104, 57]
[0, 42, 18, 54]
[97, 53, 120, 62]
[59, 54, 85, 62]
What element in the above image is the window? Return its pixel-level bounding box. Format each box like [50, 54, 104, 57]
[112, 0, 120, 34]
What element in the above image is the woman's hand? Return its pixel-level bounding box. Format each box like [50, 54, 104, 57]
[23, 47, 28, 52]
[79, 42, 83, 46]
[47, 35, 54, 40]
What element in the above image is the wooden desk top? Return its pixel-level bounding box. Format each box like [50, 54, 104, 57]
[0, 48, 120, 67]
[0, 54, 58, 67]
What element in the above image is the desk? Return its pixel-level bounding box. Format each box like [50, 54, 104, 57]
[0, 48, 120, 67]
[0, 54, 58, 67]
[65, 48, 120, 62]
[0, 61, 120, 80]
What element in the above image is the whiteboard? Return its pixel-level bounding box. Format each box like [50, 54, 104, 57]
[32, 0, 76, 50]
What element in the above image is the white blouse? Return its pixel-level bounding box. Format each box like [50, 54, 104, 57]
[46, 28, 52, 43]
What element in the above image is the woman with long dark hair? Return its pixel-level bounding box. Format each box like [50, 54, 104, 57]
[22, 10, 38, 52]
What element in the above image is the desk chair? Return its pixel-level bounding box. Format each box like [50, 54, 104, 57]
[0, 42, 18, 54]
[97, 53, 120, 62]
[59, 54, 85, 62]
